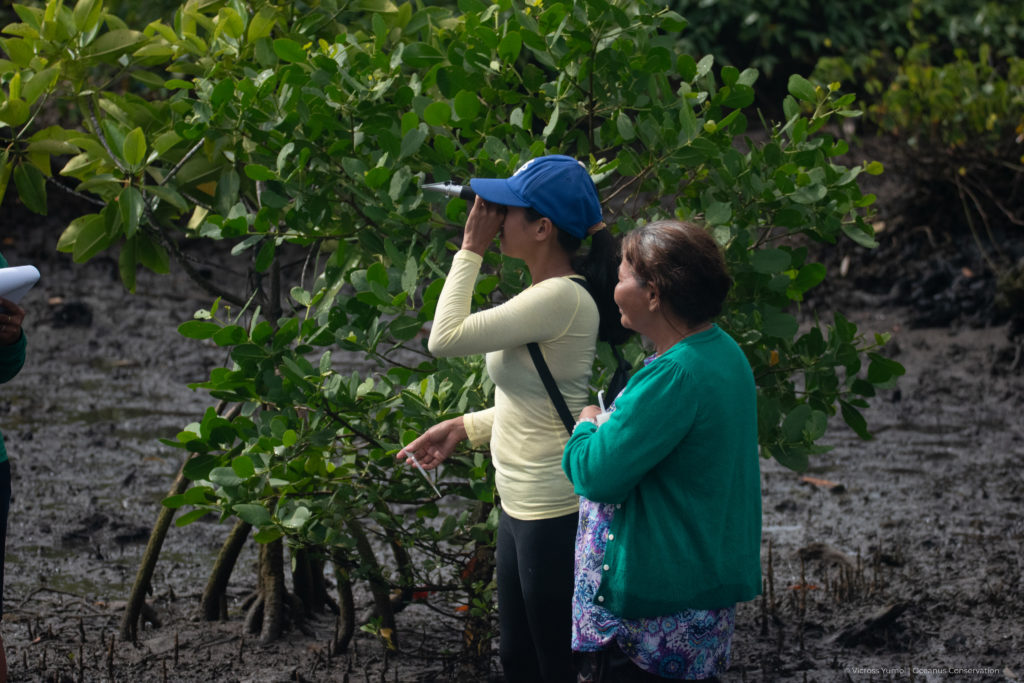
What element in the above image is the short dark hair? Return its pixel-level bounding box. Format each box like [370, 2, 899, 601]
[621, 220, 732, 325]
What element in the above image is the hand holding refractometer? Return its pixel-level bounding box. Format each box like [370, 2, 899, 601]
[422, 181, 476, 201]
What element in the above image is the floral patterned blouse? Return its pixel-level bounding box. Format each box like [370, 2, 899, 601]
[571, 497, 736, 678]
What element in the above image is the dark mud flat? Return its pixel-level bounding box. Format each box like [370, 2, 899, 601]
[1, 236, 1023, 681]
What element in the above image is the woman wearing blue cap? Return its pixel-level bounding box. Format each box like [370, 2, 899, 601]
[401, 156, 629, 682]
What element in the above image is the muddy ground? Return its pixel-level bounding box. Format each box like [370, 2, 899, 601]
[1, 194, 1023, 682]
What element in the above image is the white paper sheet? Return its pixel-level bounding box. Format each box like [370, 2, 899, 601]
[0, 265, 41, 304]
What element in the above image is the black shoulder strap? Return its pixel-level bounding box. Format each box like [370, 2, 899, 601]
[527, 342, 576, 436]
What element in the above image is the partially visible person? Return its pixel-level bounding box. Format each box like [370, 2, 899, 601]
[399, 155, 629, 682]
[0, 251, 28, 683]
[562, 220, 762, 681]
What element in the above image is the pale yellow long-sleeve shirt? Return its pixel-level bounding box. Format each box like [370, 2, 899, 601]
[429, 250, 598, 520]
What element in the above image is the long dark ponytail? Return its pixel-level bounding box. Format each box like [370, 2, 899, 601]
[527, 207, 633, 398]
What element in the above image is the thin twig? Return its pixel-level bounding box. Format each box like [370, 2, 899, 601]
[44, 177, 107, 207]
[159, 140, 205, 186]
[955, 176, 1000, 274]
[87, 98, 130, 175]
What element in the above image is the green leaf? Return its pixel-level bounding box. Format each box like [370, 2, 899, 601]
[118, 186, 143, 238]
[841, 220, 879, 248]
[119, 237, 137, 292]
[234, 503, 272, 526]
[231, 455, 256, 478]
[144, 185, 188, 213]
[212, 325, 247, 346]
[454, 90, 481, 121]
[0, 156, 13, 207]
[13, 163, 47, 215]
[782, 403, 812, 442]
[281, 505, 311, 530]
[83, 29, 146, 58]
[174, 509, 211, 527]
[840, 400, 871, 439]
[254, 239, 276, 272]
[178, 320, 221, 339]
[403, 42, 444, 68]
[23, 67, 59, 105]
[254, 527, 283, 543]
[247, 5, 277, 42]
[210, 78, 235, 108]
[762, 310, 798, 339]
[183, 453, 219, 480]
[616, 112, 636, 141]
[272, 38, 306, 63]
[704, 201, 732, 226]
[244, 163, 276, 181]
[498, 31, 522, 62]
[787, 74, 817, 103]
[136, 233, 169, 273]
[772, 445, 809, 473]
[423, 101, 451, 126]
[57, 213, 101, 253]
[73, 0, 103, 32]
[751, 249, 791, 274]
[209, 467, 243, 488]
[399, 127, 428, 159]
[390, 316, 423, 341]
[122, 127, 147, 169]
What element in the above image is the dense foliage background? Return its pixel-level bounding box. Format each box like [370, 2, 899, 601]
[2, 0, 1018, 667]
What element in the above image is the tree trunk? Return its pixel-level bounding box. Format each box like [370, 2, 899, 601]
[199, 519, 252, 621]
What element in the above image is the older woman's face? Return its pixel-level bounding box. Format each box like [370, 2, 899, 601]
[613, 258, 653, 333]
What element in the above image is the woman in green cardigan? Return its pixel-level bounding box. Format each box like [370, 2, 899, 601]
[0, 250, 27, 681]
[562, 221, 762, 681]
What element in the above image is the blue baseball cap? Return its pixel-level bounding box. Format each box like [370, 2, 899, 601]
[469, 155, 603, 239]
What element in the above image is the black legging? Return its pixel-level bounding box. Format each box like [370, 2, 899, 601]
[497, 509, 578, 683]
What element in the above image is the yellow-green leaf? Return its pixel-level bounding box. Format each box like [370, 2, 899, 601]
[123, 127, 147, 169]
[23, 67, 59, 105]
[246, 5, 277, 42]
[73, 0, 103, 32]
[83, 29, 146, 58]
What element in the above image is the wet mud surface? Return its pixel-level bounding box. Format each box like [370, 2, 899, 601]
[0, 224, 1022, 681]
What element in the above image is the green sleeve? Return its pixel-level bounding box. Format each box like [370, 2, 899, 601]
[562, 359, 697, 503]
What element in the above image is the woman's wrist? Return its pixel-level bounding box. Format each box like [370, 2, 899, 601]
[573, 417, 597, 434]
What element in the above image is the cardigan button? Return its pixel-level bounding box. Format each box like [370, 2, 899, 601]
[603, 564, 610, 571]
[607, 533, 614, 540]
[597, 595, 605, 603]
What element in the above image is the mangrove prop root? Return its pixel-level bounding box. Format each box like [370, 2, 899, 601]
[199, 519, 253, 621]
[119, 462, 191, 642]
[331, 550, 356, 656]
[259, 538, 288, 644]
[345, 518, 398, 651]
